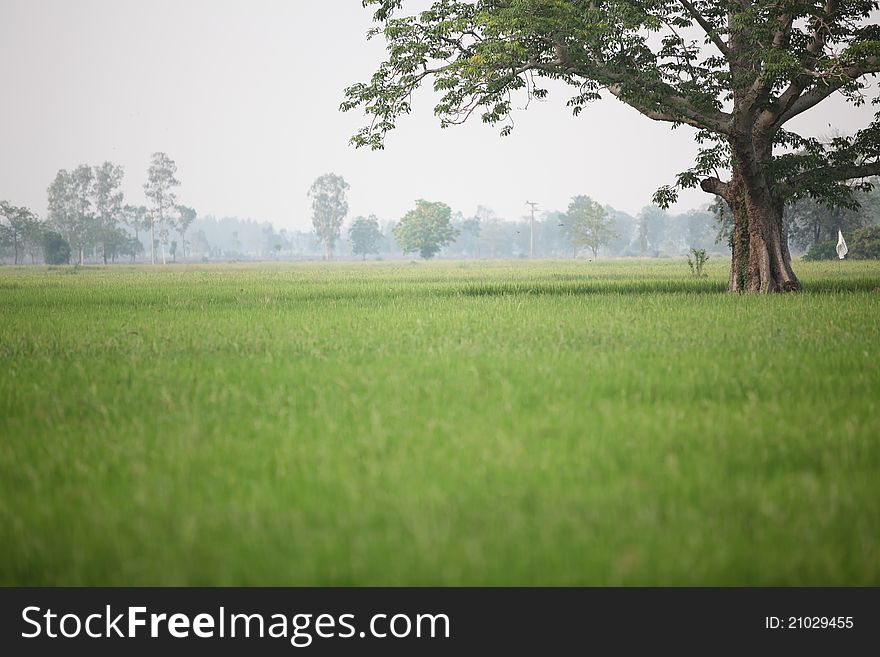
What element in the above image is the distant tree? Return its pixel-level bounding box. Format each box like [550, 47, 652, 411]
[262, 224, 283, 258]
[849, 226, 880, 260]
[99, 226, 140, 263]
[475, 206, 502, 257]
[683, 209, 716, 252]
[636, 206, 668, 257]
[563, 195, 614, 258]
[121, 204, 149, 248]
[23, 222, 46, 264]
[636, 212, 650, 256]
[786, 186, 880, 252]
[42, 230, 71, 265]
[308, 173, 349, 260]
[455, 215, 481, 258]
[174, 204, 197, 260]
[47, 166, 94, 265]
[144, 152, 180, 265]
[605, 208, 637, 256]
[0, 201, 41, 264]
[121, 234, 144, 263]
[348, 215, 383, 260]
[393, 200, 458, 259]
[93, 162, 125, 264]
[190, 229, 211, 259]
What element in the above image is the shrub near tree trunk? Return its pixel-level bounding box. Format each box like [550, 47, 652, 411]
[803, 240, 839, 261]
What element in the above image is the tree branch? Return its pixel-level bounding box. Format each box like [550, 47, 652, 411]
[700, 176, 730, 200]
[678, 0, 731, 59]
[787, 161, 880, 188]
[776, 57, 880, 125]
[758, 0, 841, 130]
[551, 42, 732, 134]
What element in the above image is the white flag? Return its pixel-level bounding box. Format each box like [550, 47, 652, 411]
[837, 230, 848, 259]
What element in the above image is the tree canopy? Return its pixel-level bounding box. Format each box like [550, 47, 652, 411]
[564, 195, 615, 256]
[343, 0, 880, 292]
[393, 199, 459, 258]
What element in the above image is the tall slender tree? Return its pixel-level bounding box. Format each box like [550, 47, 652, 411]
[47, 166, 93, 265]
[308, 174, 349, 260]
[343, 0, 880, 292]
[144, 152, 180, 265]
[93, 162, 125, 265]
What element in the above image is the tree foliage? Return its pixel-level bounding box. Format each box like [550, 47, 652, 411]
[787, 181, 880, 249]
[41, 231, 71, 265]
[563, 195, 614, 257]
[849, 225, 880, 258]
[0, 201, 42, 264]
[175, 204, 198, 259]
[393, 199, 459, 258]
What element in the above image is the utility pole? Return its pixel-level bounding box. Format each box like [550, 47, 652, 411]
[526, 201, 538, 258]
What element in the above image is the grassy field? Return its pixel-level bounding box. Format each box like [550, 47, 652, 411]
[1, 258, 879, 585]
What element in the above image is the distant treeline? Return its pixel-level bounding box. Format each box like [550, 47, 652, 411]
[3, 164, 879, 264]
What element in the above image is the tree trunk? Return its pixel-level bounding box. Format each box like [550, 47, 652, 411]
[742, 192, 799, 293]
[324, 242, 332, 261]
[721, 147, 801, 293]
[150, 219, 156, 265]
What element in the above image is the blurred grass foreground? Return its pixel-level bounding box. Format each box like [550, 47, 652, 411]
[1, 258, 879, 585]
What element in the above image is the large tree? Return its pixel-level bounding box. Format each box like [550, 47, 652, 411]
[144, 152, 180, 265]
[343, 0, 880, 292]
[309, 173, 350, 260]
[564, 195, 615, 257]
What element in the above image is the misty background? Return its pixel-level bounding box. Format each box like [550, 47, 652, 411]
[1, 0, 875, 238]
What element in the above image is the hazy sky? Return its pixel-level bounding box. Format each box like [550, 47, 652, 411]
[1, 0, 874, 230]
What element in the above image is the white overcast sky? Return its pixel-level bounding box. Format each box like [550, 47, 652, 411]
[0, 0, 874, 230]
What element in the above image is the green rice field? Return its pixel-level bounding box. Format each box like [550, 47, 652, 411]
[1, 258, 879, 585]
